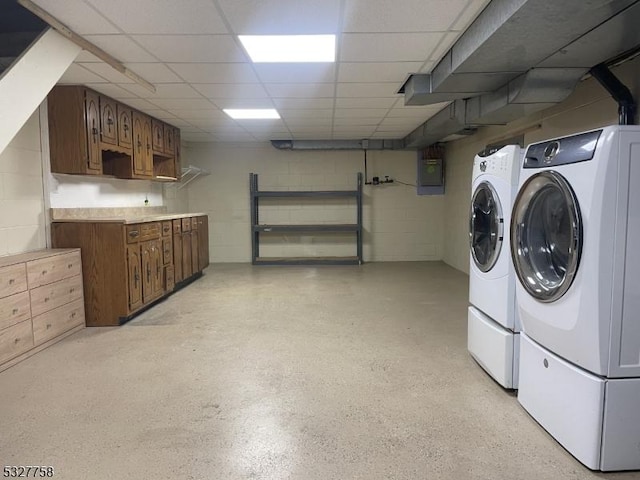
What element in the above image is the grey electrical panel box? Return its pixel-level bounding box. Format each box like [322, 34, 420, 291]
[417, 154, 445, 195]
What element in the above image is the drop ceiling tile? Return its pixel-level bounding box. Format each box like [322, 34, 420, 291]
[32, 0, 119, 34]
[217, 0, 341, 34]
[272, 98, 334, 109]
[79, 63, 134, 83]
[370, 131, 404, 139]
[123, 63, 183, 83]
[338, 62, 423, 83]
[133, 35, 247, 63]
[387, 101, 450, 117]
[335, 97, 398, 109]
[119, 83, 204, 99]
[210, 98, 276, 110]
[281, 117, 332, 127]
[148, 98, 217, 110]
[451, 0, 491, 31]
[83, 35, 157, 62]
[85, 83, 138, 99]
[341, 33, 443, 62]
[265, 83, 334, 98]
[278, 109, 334, 119]
[170, 109, 228, 121]
[334, 108, 388, 118]
[193, 84, 269, 99]
[179, 127, 207, 134]
[342, 0, 468, 33]
[182, 132, 220, 142]
[58, 64, 107, 84]
[337, 82, 400, 98]
[198, 124, 247, 133]
[136, 109, 178, 119]
[167, 63, 259, 84]
[254, 64, 336, 84]
[333, 117, 381, 126]
[288, 126, 332, 134]
[234, 121, 287, 132]
[85, 0, 228, 34]
[378, 117, 425, 126]
[119, 98, 160, 111]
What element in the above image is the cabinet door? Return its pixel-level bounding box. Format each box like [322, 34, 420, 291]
[174, 129, 182, 179]
[99, 96, 117, 145]
[84, 90, 102, 171]
[191, 229, 199, 274]
[142, 115, 153, 176]
[182, 232, 192, 279]
[198, 216, 209, 270]
[173, 233, 183, 283]
[127, 244, 142, 311]
[133, 112, 153, 177]
[151, 240, 163, 298]
[117, 104, 132, 149]
[164, 125, 175, 156]
[141, 241, 153, 304]
[151, 120, 164, 154]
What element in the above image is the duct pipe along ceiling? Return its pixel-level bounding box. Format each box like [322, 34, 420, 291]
[273, 0, 640, 151]
[400, 0, 640, 149]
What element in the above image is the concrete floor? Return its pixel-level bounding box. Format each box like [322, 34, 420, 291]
[0, 262, 638, 480]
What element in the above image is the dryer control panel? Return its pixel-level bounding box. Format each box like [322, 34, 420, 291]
[472, 144, 522, 185]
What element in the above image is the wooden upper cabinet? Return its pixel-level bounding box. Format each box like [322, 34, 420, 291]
[117, 105, 133, 149]
[84, 90, 102, 172]
[99, 96, 117, 146]
[151, 120, 164, 154]
[132, 111, 152, 178]
[164, 126, 175, 156]
[174, 129, 182, 179]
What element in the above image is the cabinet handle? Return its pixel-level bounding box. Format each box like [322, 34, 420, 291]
[69, 288, 75, 293]
[68, 263, 73, 269]
[157, 265, 160, 277]
[134, 267, 139, 288]
[123, 123, 129, 131]
[44, 297, 49, 302]
[14, 338, 20, 344]
[146, 143, 151, 152]
[46, 323, 52, 329]
[8, 278, 14, 285]
[41, 269, 47, 275]
[91, 119, 98, 138]
[12, 308, 18, 315]
[147, 265, 151, 282]
[107, 117, 114, 126]
[129, 230, 139, 238]
[71, 312, 76, 319]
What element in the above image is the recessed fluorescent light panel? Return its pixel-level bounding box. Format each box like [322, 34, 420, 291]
[223, 109, 281, 120]
[238, 35, 336, 63]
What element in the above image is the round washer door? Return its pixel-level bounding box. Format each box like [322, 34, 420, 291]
[469, 181, 503, 273]
[510, 171, 582, 303]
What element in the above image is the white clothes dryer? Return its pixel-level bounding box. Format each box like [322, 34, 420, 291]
[467, 144, 522, 389]
[511, 126, 640, 471]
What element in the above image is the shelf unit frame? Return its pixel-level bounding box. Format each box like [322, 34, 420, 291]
[250, 172, 363, 265]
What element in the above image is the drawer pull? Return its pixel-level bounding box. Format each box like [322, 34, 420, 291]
[8, 278, 14, 285]
[14, 338, 20, 344]
[44, 297, 50, 302]
[70, 288, 75, 293]
[71, 312, 76, 319]
[41, 269, 47, 275]
[68, 263, 73, 269]
[46, 323, 52, 329]
[12, 308, 18, 315]
[129, 230, 140, 238]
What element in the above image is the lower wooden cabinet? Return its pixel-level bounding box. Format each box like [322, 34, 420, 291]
[52, 215, 208, 326]
[0, 249, 85, 372]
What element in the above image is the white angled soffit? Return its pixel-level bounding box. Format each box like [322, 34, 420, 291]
[0, 28, 81, 156]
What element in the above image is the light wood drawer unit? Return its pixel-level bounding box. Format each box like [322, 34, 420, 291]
[0, 263, 27, 298]
[30, 275, 83, 317]
[0, 249, 85, 372]
[32, 299, 85, 346]
[0, 320, 33, 364]
[27, 251, 82, 289]
[0, 291, 31, 331]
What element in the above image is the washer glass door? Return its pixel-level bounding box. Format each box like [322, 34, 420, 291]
[470, 181, 503, 273]
[510, 171, 582, 302]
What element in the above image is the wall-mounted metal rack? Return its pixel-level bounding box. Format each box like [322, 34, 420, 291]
[249, 172, 363, 265]
[177, 165, 210, 190]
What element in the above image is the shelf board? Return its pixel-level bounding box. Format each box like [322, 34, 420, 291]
[254, 256, 361, 265]
[254, 224, 359, 233]
[254, 190, 358, 198]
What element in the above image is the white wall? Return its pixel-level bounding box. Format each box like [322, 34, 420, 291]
[0, 111, 47, 255]
[443, 56, 640, 274]
[184, 143, 444, 263]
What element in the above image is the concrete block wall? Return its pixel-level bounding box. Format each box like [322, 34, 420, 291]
[185, 143, 445, 263]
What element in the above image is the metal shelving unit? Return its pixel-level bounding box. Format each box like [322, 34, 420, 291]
[250, 172, 363, 265]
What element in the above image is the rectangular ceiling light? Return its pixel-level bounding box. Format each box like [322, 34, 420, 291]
[224, 109, 281, 119]
[238, 35, 336, 63]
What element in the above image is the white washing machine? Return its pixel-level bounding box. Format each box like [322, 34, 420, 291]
[467, 144, 522, 389]
[511, 126, 640, 471]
